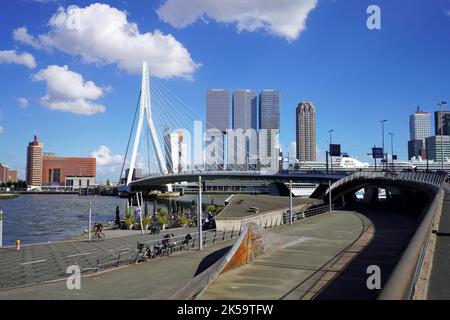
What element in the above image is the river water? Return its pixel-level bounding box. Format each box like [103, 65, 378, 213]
[0, 194, 228, 246]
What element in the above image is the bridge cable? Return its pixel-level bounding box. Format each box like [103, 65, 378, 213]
[119, 90, 141, 183]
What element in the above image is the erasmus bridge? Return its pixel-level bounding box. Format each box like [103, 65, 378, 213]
[0, 62, 449, 300]
[116, 62, 344, 195]
[108, 62, 450, 300]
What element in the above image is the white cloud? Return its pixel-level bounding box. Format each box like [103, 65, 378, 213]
[90, 145, 125, 179]
[12, 27, 42, 49]
[18, 98, 29, 109]
[32, 65, 106, 115]
[157, 0, 317, 41]
[0, 50, 37, 69]
[91, 145, 123, 166]
[14, 3, 200, 78]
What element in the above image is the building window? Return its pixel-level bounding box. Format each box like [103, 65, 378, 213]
[87, 180, 90, 187]
[66, 179, 73, 187]
[53, 169, 61, 184]
[79, 180, 82, 187]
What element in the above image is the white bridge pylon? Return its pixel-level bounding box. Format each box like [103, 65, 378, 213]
[126, 61, 169, 187]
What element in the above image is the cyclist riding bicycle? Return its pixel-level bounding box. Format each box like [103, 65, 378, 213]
[93, 222, 103, 234]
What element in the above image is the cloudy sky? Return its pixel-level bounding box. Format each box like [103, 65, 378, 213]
[1, 0, 450, 182]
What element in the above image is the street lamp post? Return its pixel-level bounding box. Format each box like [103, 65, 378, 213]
[389, 132, 394, 171]
[380, 120, 387, 171]
[437, 101, 448, 171]
[328, 129, 334, 173]
[198, 175, 203, 251]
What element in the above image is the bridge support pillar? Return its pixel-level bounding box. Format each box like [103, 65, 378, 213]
[363, 187, 379, 205]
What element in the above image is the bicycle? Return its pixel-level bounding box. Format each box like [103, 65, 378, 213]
[91, 223, 105, 241]
[91, 231, 105, 241]
[135, 242, 156, 263]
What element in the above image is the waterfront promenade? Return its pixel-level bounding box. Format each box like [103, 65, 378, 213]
[0, 209, 422, 300]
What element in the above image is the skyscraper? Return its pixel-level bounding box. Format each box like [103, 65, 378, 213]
[206, 89, 230, 132]
[410, 108, 431, 141]
[296, 101, 316, 162]
[0, 163, 9, 184]
[434, 110, 450, 136]
[408, 108, 431, 159]
[205, 89, 229, 170]
[232, 89, 257, 130]
[163, 126, 173, 173]
[26, 132, 43, 187]
[259, 90, 280, 160]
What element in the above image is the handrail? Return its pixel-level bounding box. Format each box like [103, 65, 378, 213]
[378, 185, 445, 300]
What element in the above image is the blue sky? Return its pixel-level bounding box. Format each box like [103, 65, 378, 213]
[1, 0, 450, 182]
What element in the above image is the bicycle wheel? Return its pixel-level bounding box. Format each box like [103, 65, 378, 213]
[99, 232, 105, 241]
[92, 233, 99, 241]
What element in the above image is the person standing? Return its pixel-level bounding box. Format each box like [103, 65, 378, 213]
[115, 205, 121, 228]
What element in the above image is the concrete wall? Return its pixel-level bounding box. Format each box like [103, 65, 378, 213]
[215, 205, 310, 232]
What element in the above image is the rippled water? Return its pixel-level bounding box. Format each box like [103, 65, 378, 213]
[0, 194, 228, 246]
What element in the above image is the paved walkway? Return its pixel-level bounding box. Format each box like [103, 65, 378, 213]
[427, 187, 450, 299]
[0, 209, 421, 300]
[0, 226, 197, 290]
[200, 211, 372, 300]
[0, 240, 235, 300]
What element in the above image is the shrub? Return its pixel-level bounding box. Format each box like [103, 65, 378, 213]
[157, 212, 169, 226]
[206, 205, 216, 213]
[142, 216, 152, 226]
[178, 215, 190, 226]
[124, 216, 134, 226]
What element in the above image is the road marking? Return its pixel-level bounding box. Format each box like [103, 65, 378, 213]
[21, 259, 47, 265]
[66, 252, 91, 258]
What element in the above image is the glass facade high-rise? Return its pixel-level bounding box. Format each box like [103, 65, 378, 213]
[426, 135, 450, 162]
[259, 90, 280, 160]
[232, 90, 257, 130]
[206, 89, 229, 170]
[408, 108, 431, 159]
[206, 89, 230, 133]
[434, 110, 450, 136]
[409, 109, 431, 141]
[296, 101, 316, 162]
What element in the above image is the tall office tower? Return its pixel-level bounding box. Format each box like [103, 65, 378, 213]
[206, 89, 230, 132]
[434, 110, 450, 136]
[26, 132, 43, 187]
[296, 101, 317, 162]
[163, 126, 173, 173]
[206, 89, 229, 170]
[259, 90, 280, 161]
[232, 89, 257, 130]
[230, 90, 257, 170]
[408, 108, 431, 159]
[0, 163, 9, 184]
[410, 108, 431, 140]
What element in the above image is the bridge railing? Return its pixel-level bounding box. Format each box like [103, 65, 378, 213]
[72, 203, 336, 278]
[378, 184, 446, 300]
[328, 171, 447, 195]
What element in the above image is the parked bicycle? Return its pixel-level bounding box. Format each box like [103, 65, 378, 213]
[134, 242, 156, 263]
